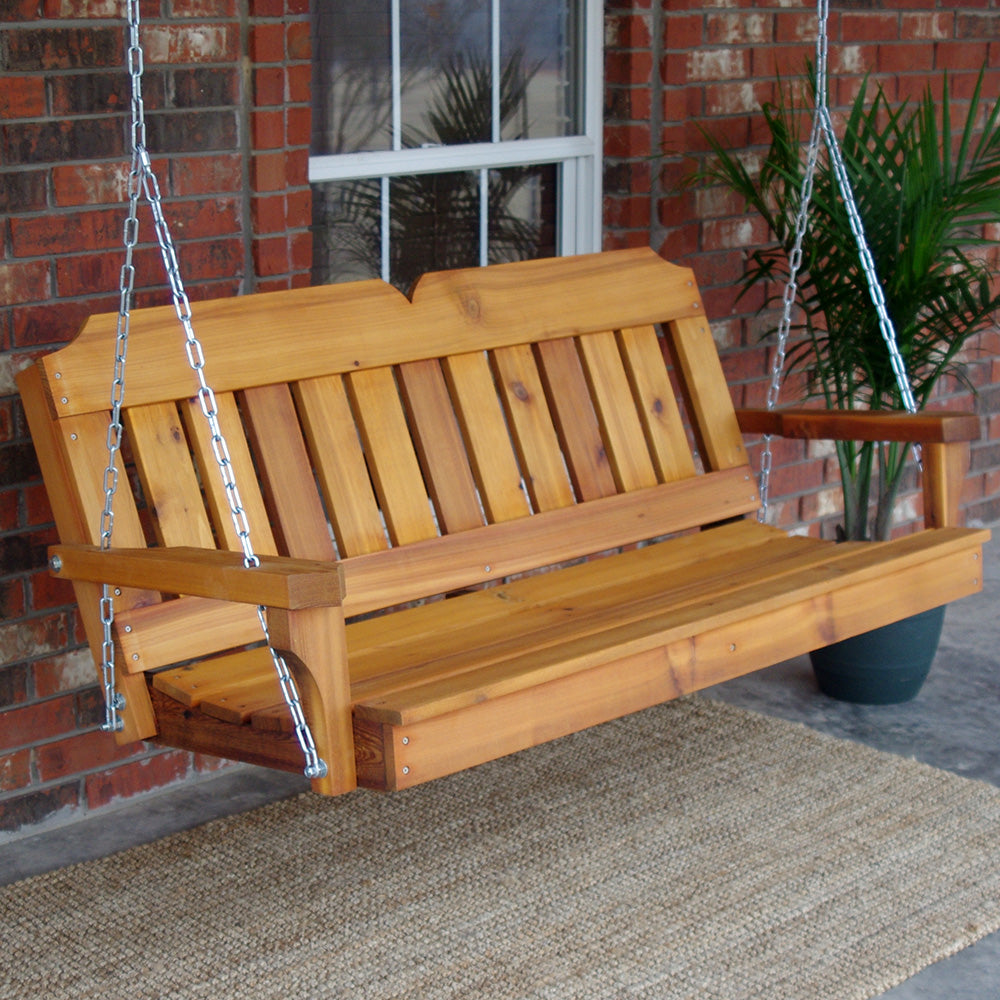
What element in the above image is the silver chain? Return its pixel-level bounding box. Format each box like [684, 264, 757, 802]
[759, 0, 919, 521]
[98, 0, 327, 781]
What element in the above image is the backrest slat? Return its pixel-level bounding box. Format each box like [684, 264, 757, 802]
[293, 374, 389, 557]
[125, 402, 216, 549]
[576, 331, 659, 492]
[492, 343, 576, 513]
[345, 366, 439, 546]
[617, 325, 697, 483]
[181, 392, 278, 557]
[443, 351, 532, 523]
[533, 337, 618, 502]
[241, 383, 337, 561]
[397, 359, 484, 535]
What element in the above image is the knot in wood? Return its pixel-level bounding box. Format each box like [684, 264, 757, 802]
[461, 291, 482, 322]
[511, 380, 530, 402]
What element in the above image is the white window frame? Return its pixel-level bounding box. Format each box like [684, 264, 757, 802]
[308, 0, 603, 280]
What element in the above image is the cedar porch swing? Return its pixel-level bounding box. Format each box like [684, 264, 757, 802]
[16, 0, 989, 796]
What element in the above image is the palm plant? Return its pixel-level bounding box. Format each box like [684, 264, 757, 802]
[699, 66, 1000, 540]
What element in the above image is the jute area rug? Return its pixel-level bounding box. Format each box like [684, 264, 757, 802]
[3, 698, 1000, 1000]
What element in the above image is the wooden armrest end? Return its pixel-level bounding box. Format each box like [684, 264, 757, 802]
[49, 544, 343, 610]
[735, 408, 981, 444]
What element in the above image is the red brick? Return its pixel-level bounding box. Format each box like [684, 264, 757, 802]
[250, 22, 285, 63]
[901, 11, 955, 40]
[12, 299, 98, 349]
[254, 66, 285, 105]
[604, 123, 652, 158]
[170, 0, 238, 16]
[706, 12, 772, 46]
[0, 76, 46, 118]
[0, 261, 51, 306]
[142, 24, 239, 65]
[663, 14, 703, 51]
[10, 208, 122, 258]
[252, 193, 287, 234]
[0, 749, 32, 793]
[52, 162, 130, 207]
[252, 109, 285, 150]
[287, 62, 310, 103]
[170, 153, 242, 197]
[842, 13, 900, 43]
[251, 150, 286, 192]
[286, 21, 311, 62]
[36, 728, 141, 782]
[84, 750, 191, 809]
[605, 51, 654, 87]
[286, 105, 311, 147]
[285, 187, 311, 230]
[0, 694, 78, 751]
[32, 649, 97, 699]
[879, 43, 934, 74]
[935, 40, 989, 71]
[607, 13, 653, 49]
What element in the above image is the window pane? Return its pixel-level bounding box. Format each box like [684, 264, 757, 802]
[388, 170, 481, 290]
[311, 178, 382, 284]
[311, 1, 392, 155]
[488, 164, 558, 263]
[501, 0, 578, 140]
[399, 0, 491, 148]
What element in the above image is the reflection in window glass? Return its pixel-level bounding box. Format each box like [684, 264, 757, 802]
[501, 0, 576, 140]
[311, 178, 382, 284]
[310, 1, 392, 155]
[489, 163, 558, 263]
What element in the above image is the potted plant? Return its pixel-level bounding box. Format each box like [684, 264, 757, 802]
[695, 66, 1000, 701]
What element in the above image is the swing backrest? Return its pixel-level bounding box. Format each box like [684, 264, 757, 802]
[23, 249, 757, 645]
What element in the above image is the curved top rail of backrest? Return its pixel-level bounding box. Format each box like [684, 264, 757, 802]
[35, 248, 704, 417]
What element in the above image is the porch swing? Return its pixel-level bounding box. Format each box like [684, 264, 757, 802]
[16, 0, 988, 797]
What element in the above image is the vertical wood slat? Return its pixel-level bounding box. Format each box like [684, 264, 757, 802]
[443, 351, 531, 523]
[616, 325, 696, 483]
[492, 344, 575, 512]
[575, 331, 658, 492]
[397, 359, 484, 535]
[182, 392, 278, 557]
[346, 366, 438, 546]
[663, 316, 750, 472]
[125, 402, 216, 548]
[241, 384, 337, 561]
[293, 374, 388, 558]
[534, 337, 618, 502]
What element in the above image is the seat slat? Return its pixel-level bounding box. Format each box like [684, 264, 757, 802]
[293, 374, 389, 557]
[576, 331, 659, 491]
[242, 383, 337, 561]
[534, 337, 618, 501]
[398, 359, 484, 534]
[492, 343, 576, 512]
[153, 647, 274, 708]
[356, 529, 986, 726]
[617, 325, 697, 482]
[346, 366, 439, 546]
[443, 350, 531, 522]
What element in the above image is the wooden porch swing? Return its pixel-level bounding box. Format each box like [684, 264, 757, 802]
[16, 3, 990, 798]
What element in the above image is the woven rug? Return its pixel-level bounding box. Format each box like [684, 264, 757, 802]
[3, 698, 1000, 1000]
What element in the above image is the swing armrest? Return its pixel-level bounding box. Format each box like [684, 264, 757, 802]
[48, 544, 344, 609]
[734, 408, 981, 443]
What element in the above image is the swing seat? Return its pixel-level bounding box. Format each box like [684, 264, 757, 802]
[18, 249, 988, 796]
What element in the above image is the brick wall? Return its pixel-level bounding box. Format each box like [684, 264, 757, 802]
[1, 0, 311, 834]
[603, 0, 1000, 535]
[1, 0, 998, 837]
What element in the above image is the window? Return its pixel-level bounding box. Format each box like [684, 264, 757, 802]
[309, 0, 602, 289]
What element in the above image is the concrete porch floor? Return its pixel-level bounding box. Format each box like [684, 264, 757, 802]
[2, 524, 998, 998]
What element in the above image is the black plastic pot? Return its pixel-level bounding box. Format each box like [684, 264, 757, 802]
[809, 605, 946, 704]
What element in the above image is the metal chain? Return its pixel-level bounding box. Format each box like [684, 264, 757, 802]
[98, 0, 327, 780]
[759, 0, 919, 521]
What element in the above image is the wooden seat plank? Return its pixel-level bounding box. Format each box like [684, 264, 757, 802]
[241, 383, 337, 561]
[492, 343, 576, 512]
[443, 350, 531, 522]
[576, 331, 659, 491]
[346, 366, 439, 546]
[533, 337, 618, 501]
[397, 358, 484, 534]
[293, 374, 388, 557]
[153, 647, 275, 708]
[617, 325, 697, 482]
[357, 528, 987, 727]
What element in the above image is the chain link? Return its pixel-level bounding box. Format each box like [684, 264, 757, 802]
[759, 0, 919, 521]
[98, 0, 327, 780]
